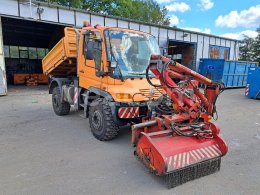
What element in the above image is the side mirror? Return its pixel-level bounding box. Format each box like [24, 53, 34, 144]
[110, 61, 117, 68]
[84, 50, 94, 60]
[84, 41, 94, 60]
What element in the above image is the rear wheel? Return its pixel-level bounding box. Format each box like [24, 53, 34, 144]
[89, 98, 119, 141]
[52, 86, 70, 116]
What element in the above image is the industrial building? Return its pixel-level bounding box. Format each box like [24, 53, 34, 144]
[0, 0, 239, 95]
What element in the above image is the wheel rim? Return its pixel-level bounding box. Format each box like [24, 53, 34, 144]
[53, 94, 59, 108]
[92, 110, 103, 132]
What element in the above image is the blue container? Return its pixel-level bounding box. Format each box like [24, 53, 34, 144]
[199, 59, 258, 88]
[198, 59, 225, 82]
[246, 67, 260, 99]
[223, 61, 257, 88]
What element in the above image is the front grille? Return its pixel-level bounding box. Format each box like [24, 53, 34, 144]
[139, 88, 164, 100]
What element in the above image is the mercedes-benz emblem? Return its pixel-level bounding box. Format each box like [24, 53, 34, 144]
[150, 89, 155, 96]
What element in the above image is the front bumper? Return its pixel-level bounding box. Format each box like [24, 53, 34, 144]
[110, 102, 148, 125]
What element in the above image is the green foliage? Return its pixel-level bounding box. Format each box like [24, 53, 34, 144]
[49, 0, 82, 8]
[46, 0, 170, 26]
[239, 36, 255, 61]
[251, 28, 260, 64]
[239, 27, 260, 65]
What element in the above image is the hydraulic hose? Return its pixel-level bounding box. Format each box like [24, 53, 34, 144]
[145, 64, 161, 87]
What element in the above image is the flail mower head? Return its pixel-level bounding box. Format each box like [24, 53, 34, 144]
[133, 120, 228, 188]
[132, 55, 228, 188]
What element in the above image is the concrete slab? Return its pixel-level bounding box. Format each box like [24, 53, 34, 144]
[0, 86, 259, 194]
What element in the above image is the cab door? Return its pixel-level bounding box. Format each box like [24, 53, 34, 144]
[78, 29, 104, 90]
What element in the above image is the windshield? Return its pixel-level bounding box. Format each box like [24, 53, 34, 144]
[105, 30, 160, 78]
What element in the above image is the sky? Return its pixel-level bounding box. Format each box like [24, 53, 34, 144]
[156, 0, 260, 40]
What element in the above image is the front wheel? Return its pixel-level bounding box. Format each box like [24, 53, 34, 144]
[89, 98, 119, 141]
[52, 86, 70, 116]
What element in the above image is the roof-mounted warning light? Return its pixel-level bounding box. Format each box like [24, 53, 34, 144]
[83, 21, 92, 27]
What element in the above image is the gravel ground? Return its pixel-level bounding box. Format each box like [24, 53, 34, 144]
[0, 86, 260, 195]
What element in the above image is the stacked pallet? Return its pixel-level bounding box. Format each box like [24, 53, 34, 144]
[25, 75, 38, 86]
[13, 74, 49, 86]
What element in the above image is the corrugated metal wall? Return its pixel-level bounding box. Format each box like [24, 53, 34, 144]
[0, 16, 7, 95]
[0, 0, 239, 70]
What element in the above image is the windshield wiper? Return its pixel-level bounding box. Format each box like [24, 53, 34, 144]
[128, 72, 154, 76]
[128, 73, 146, 75]
[107, 31, 124, 81]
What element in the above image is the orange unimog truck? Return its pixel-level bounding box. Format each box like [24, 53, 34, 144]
[42, 22, 163, 141]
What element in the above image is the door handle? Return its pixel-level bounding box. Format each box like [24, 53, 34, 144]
[80, 70, 84, 73]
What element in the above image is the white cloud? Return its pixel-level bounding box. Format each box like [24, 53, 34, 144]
[221, 30, 258, 40]
[198, 0, 214, 11]
[216, 5, 260, 28]
[169, 15, 179, 26]
[182, 27, 211, 34]
[166, 2, 190, 13]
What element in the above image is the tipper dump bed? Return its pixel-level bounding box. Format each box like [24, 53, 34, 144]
[42, 27, 78, 76]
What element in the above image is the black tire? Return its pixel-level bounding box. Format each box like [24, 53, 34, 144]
[89, 98, 119, 141]
[52, 86, 70, 116]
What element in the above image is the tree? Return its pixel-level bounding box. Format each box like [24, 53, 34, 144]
[131, 0, 170, 25]
[251, 27, 260, 64]
[239, 35, 255, 61]
[48, 0, 82, 8]
[47, 0, 170, 26]
[239, 27, 260, 64]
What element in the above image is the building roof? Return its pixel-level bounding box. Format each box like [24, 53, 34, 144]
[33, 0, 238, 42]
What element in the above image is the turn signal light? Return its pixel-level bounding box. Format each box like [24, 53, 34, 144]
[116, 93, 132, 99]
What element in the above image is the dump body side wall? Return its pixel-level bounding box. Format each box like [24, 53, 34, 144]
[42, 27, 77, 76]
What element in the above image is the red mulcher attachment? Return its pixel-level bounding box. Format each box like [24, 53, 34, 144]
[132, 55, 228, 188]
[133, 120, 228, 188]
